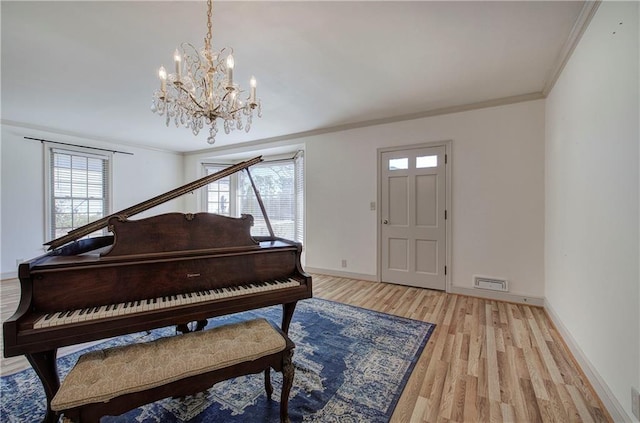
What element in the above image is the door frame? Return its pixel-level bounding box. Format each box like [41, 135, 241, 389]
[376, 140, 453, 292]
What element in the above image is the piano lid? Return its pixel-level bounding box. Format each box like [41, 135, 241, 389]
[44, 156, 263, 250]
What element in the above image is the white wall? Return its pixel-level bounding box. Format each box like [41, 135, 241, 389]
[305, 101, 546, 298]
[545, 1, 639, 421]
[186, 100, 546, 298]
[0, 124, 185, 277]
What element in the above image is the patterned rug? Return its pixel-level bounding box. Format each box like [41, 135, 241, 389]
[1, 298, 434, 422]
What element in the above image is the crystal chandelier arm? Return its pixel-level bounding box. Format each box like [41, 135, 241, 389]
[175, 82, 207, 112]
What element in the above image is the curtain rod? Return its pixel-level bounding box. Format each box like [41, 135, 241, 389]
[24, 137, 134, 155]
[204, 150, 303, 167]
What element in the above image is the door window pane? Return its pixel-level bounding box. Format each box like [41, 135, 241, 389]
[389, 158, 408, 170]
[416, 155, 438, 168]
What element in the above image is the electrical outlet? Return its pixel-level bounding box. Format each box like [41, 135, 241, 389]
[370, 201, 376, 211]
[341, 259, 347, 268]
[632, 386, 640, 420]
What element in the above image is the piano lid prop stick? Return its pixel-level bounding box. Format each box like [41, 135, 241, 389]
[45, 156, 264, 250]
[244, 167, 275, 239]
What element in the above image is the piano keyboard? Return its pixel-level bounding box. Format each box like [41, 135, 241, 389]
[33, 278, 300, 329]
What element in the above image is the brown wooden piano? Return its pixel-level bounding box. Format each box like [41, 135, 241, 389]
[2, 156, 312, 423]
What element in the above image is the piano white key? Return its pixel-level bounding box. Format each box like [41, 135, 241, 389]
[70, 309, 82, 323]
[114, 303, 125, 316]
[56, 311, 72, 326]
[33, 278, 303, 329]
[75, 309, 88, 322]
[33, 314, 48, 329]
[43, 311, 64, 328]
[94, 305, 109, 320]
[152, 298, 162, 310]
[58, 310, 73, 325]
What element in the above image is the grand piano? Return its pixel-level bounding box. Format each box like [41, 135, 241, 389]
[3, 156, 312, 423]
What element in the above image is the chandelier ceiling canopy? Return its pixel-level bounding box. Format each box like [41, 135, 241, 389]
[151, 0, 261, 145]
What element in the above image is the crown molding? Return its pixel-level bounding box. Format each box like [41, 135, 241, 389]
[542, 1, 601, 96]
[187, 91, 544, 156]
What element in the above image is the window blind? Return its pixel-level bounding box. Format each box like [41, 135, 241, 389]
[49, 148, 110, 240]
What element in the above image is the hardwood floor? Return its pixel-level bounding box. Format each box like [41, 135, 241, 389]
[1, 274, 610, 422]
[311, 274, 610, 423]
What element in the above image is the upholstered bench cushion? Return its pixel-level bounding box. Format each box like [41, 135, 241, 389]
[51, 318, 286, 411]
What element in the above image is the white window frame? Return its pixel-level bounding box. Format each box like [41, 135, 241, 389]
[201, 151, 304, 244]
[201, 163, 238, 217]
[44, 144, 113, 243]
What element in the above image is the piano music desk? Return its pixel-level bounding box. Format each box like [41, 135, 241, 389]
[50, 318, 295, 423]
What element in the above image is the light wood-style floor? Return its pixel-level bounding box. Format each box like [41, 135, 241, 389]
[1, 274, 610, 422]
[311, 275, 610, 423]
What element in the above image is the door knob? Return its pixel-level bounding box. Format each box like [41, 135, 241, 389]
[383, 219, 389, 224]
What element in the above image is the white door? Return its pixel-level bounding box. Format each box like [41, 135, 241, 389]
[380, 145, 447, 290]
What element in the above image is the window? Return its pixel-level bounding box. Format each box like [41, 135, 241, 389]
[416, 155, 437, 168]
[203, 153, 304, 243]
[47, 148, 111, 240]
[204, 167, 232, 216]
[388, 157, 408, 170]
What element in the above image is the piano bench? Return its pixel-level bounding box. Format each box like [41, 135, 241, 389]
[51, 318, 295, 423]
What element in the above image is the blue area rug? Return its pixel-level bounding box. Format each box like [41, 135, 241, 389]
[1, 298, 434, 422]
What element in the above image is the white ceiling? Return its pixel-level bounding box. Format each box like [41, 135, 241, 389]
[1, 1, 585, 153]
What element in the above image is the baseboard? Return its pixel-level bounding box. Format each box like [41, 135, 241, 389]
[544, 299, 633, 423]
[1, 271, 18, 281]
[449, 285, 545, 306]
[305, 267, 377, 282]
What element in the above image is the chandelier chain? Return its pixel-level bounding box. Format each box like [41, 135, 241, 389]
[205, 0, 212, 52]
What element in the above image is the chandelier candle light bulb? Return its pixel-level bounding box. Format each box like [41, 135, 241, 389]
[226, 54, 234, 89]
[151, 0, 262, 145]
[250, 76, 257, 103]
[158, 66, 167, 94]
[173, 49, 182, 82]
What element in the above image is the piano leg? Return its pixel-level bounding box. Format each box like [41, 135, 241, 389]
[26, 350, 60, 423]
[281, 302, 297, 334]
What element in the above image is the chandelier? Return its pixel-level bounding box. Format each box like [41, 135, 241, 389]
[151, 0, 262, 145]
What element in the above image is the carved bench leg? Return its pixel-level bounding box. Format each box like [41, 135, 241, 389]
[280, 349, 294, 423]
